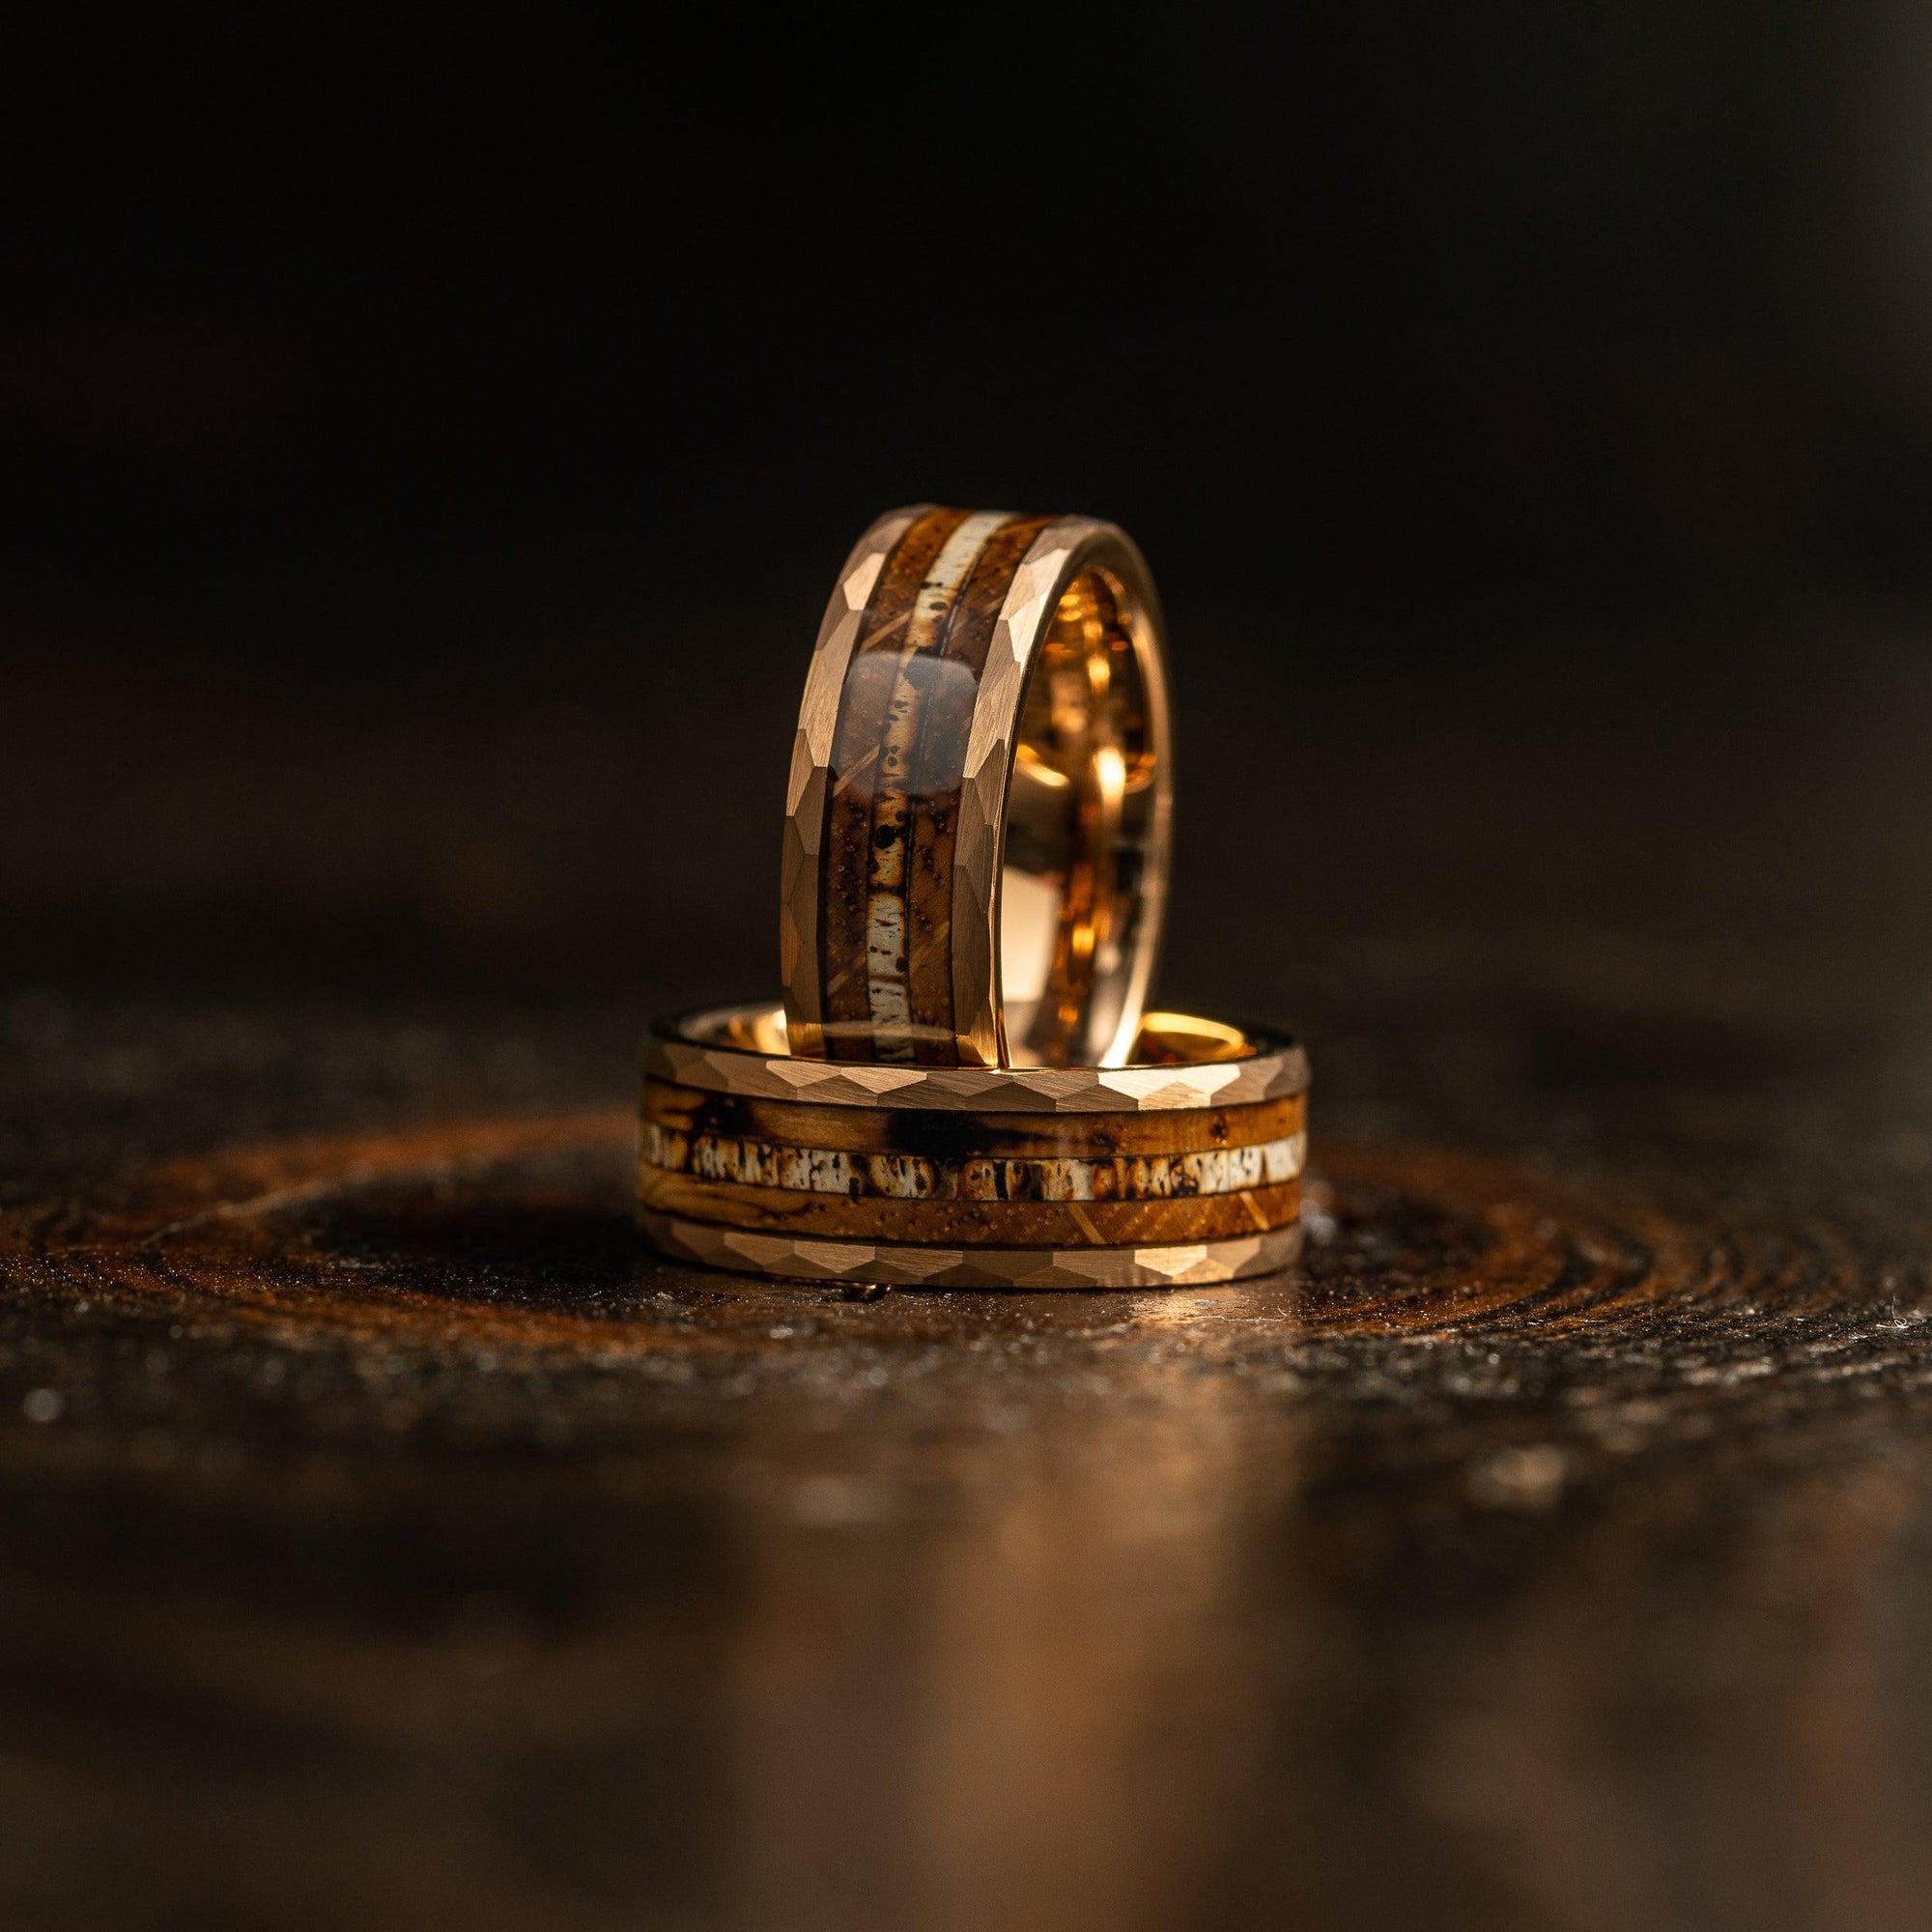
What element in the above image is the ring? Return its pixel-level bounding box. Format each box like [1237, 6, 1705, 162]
[781, 506, 1171, 1069]
[641, 502, 1310, 1289]
[639, 1005, 1307, 1289]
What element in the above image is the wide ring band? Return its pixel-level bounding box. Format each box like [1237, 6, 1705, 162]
[639, 1004, 1306, 1289]
[781, 506, 1172, 1069]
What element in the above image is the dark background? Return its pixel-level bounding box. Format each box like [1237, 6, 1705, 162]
[7, 2, 1931, 1035]
[9, 16, 1932, 1931]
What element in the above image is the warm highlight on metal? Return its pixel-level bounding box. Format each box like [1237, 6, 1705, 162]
[647, 1005, 1308, 1115]
[638, 1005, 1306, 1288]
[638, 1213, 1303, 1291]
[781, 506, 1172, 1069]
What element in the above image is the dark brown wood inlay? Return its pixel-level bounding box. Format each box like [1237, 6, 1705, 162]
[904, 512, 1056, 1062]
[641, 1078, 1307, 1160]
[819, 506, 969, 1055]
[636, 1166, 1302, 1245]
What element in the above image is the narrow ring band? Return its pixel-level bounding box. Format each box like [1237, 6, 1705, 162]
[781, 506, 1172, 1070]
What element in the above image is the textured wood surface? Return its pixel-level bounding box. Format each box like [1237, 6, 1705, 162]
[4, 602, 1932, 1931]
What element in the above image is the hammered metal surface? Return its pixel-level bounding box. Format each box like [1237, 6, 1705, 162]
[638, 1208, 1303, 1288]
[641, 1003, 1307, 1272]
[640, 1120, 1307, 1199]
[781, 508, 1172, 1068]
[952, 518, 1094, 1068]
[647, 1007, 1308, 1113]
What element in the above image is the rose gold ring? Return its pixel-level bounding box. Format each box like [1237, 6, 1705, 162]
[639, 1004, 1307, 1289]
[781, 507, 1172, 1069]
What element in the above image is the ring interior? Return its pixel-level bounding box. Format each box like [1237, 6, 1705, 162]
[998, 565, 1162, 1068]
[682, 1005, 1250, 1067]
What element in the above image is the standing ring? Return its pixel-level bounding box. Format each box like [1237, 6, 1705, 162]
[780, 507, 1172, 1069]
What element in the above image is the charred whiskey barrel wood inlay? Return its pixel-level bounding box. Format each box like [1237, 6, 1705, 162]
[640, 1077, 1308, 1160]
[818, 508, 971, 1053]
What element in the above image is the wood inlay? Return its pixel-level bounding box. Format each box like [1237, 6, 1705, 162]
[820, 507, 971, 1051]
[641, 1078, 1307, 1159]
[637, 1166, 1301, 1245]
[640, 1120, 1304, 1200]
[865, 510, 1010, 1058]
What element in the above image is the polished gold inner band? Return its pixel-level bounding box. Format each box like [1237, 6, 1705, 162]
[781, 505, 1172, 1070]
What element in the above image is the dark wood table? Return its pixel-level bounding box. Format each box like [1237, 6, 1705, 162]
[4, 596, 1930, 1931]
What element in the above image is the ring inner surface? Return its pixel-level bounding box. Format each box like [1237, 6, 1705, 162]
[1001, 566, 1159, 1067]
[682, 1005, 1250, 1066]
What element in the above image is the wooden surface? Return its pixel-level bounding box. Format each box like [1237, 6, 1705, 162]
[5, 605, 1932, 1931]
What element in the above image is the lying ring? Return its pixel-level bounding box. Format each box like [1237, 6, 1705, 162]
[639, 1004, 1306, 1289]
[780, 507, 1172, 1069]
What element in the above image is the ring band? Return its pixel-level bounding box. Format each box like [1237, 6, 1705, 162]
[639, 1004, 1305, 1288]
[781, 507, 1172, 1069]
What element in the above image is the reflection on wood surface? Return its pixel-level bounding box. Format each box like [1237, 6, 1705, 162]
[2, 1112, 1929, 1926]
